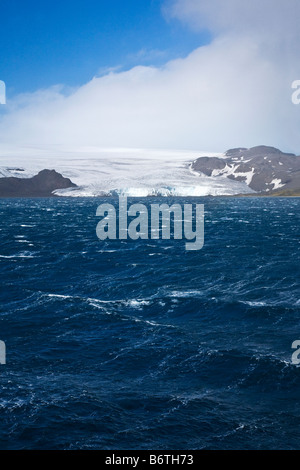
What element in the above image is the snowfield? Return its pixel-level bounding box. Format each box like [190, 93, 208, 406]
[0, 145, 254, 197]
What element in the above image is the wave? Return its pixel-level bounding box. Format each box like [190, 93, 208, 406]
[240, 299, 300, 308]
[0, 252, 36, 258]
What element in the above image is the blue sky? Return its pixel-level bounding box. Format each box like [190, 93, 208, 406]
[0, 0, 299, 153]
[0, 0, 211, 96]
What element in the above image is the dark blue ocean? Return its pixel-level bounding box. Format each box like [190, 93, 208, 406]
[0, 197, 300, 450]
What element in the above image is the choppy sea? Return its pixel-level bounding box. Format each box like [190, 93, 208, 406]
[0, 197, 299, 450]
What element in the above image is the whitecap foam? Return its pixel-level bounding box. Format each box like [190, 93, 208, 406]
[126, 299, 151, 308]
[168, 290, 204, 298]
[0, 253, 35, 258]
[46, 294, 72, 299]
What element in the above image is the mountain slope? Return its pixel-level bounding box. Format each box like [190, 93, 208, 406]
[191, 146, 300, 194]
[0, 169, 77, 197]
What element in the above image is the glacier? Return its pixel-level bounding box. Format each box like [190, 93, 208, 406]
[0, 145, 254, 197]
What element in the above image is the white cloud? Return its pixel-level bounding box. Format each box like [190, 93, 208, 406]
[1, 0, 300, 154]
[166, 0, 300, 37]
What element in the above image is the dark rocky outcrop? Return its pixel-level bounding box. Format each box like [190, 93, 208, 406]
[0, 169, 77, 197]
[191, 146, 300, 194]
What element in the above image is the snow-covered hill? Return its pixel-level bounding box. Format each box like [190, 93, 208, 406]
[192, 146, 300, 194]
